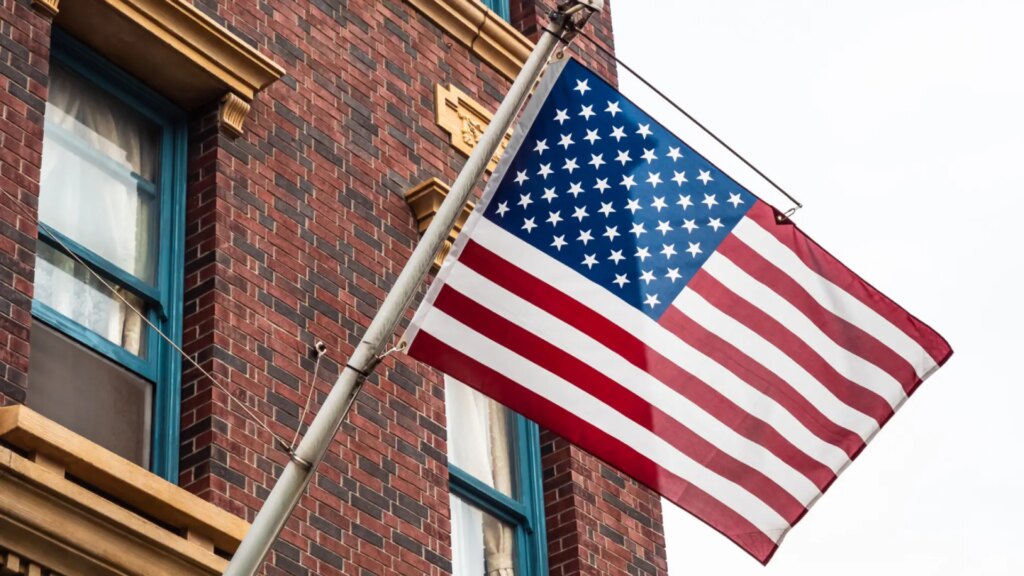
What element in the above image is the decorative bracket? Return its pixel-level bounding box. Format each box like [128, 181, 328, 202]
[404, 178, 475, 269]
[219, 93, 251, 138]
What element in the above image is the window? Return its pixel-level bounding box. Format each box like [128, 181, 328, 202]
[446, 376, 547, 575]
[480, 0, 510, 21]
[27, 32, 187, 481]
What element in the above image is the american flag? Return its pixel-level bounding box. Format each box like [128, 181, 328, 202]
[406, 58, 952, 563]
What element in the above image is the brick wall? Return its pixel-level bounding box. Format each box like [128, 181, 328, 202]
[0, 0, 48, 405]
[543, 432, 668, 576]
[0, 0, 668, 574]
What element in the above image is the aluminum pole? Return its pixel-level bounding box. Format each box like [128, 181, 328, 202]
[223, 3, 600, 574]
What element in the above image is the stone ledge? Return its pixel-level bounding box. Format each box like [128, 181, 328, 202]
[0, 405, 249, 574]
[407, 0, 533, 80]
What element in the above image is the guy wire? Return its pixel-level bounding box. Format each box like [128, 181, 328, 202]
[1, 189, 293, 453]
[570, 26, 804, 212]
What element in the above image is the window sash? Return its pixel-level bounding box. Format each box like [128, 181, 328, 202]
[31, 30, 187, 481]
[449, 412, 548, 575]
[481, 0, 510, 21]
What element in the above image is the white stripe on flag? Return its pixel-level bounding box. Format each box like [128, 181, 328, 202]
[472, 218, 852, 473]
[700, 251, 909, 407]
[672, 284, 881, 442]
[445, 261, 823, 506]
[731, 217, 937, 379]
[419, 308, 792, 540]
[701, 252, 907, 409]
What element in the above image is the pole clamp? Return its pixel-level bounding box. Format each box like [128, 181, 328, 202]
[551, 0, 603, 44]
[288, 452, 313, 470]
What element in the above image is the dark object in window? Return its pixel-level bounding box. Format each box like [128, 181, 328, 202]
[28, 322, 152, 466]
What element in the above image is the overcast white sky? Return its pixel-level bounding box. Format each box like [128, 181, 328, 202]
[611, 1, 1023, 574]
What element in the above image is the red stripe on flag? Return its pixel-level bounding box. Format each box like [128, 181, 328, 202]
[658, 304, 863, 462]
[457, 240, 841, 487]
[717, 234, 921, 389]
[433, 284, 809, 523]
[408, 329, 782, 564]
[745, 201, 952, 367]
[687, 270, 895, 425]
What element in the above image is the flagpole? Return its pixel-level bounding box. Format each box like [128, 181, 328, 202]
[223, 2, 602, 574]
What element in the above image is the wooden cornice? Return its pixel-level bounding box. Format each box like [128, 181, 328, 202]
[41, 0, 285, 135]
[407, 0, 533, 80]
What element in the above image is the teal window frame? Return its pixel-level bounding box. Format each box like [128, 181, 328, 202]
[480, 0, 511, 22]
[449, 414, 548, 575]
[31, 30, 187, 482]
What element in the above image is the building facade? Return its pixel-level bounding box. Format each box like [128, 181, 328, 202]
[0, 0, 668, 574]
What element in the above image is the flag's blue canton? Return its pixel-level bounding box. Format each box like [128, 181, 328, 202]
[483, 59, 756, 319]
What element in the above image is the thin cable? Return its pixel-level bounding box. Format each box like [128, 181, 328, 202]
[574, 28, 803, 212]
[289, 351, 323, 451]
[1, 190, 292, 452]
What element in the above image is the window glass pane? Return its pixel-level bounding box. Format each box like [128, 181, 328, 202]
[446, 376, 518, 498]
[451, 495, 517, 576]
[39, 60, 161, 283]
[34, 242, 148, 357]
[480, 0, 510, 21]
[28, 322, 152, 466]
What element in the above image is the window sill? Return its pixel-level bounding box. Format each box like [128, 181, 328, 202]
[407, 0, 533, 80]
[0, 405, 249, 575]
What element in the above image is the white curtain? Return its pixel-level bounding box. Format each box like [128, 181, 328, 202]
[451, 495, 487, 576]
[35, 62, 155, 355]
[446, 376, 517, 575]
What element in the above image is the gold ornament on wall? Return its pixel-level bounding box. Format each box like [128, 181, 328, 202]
[435, 84, 512, 172]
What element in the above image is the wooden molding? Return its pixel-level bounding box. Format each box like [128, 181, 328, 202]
[31, 0, 60, 17]
[0, 445, 228, 575]
[404, 178, 475, 269]
[1, 547, 56, 576]
[0, 406, 249, 557]
[407, 0, 533, 80]
[435, 83, 512, 172]
[54, 0, 285, 134]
